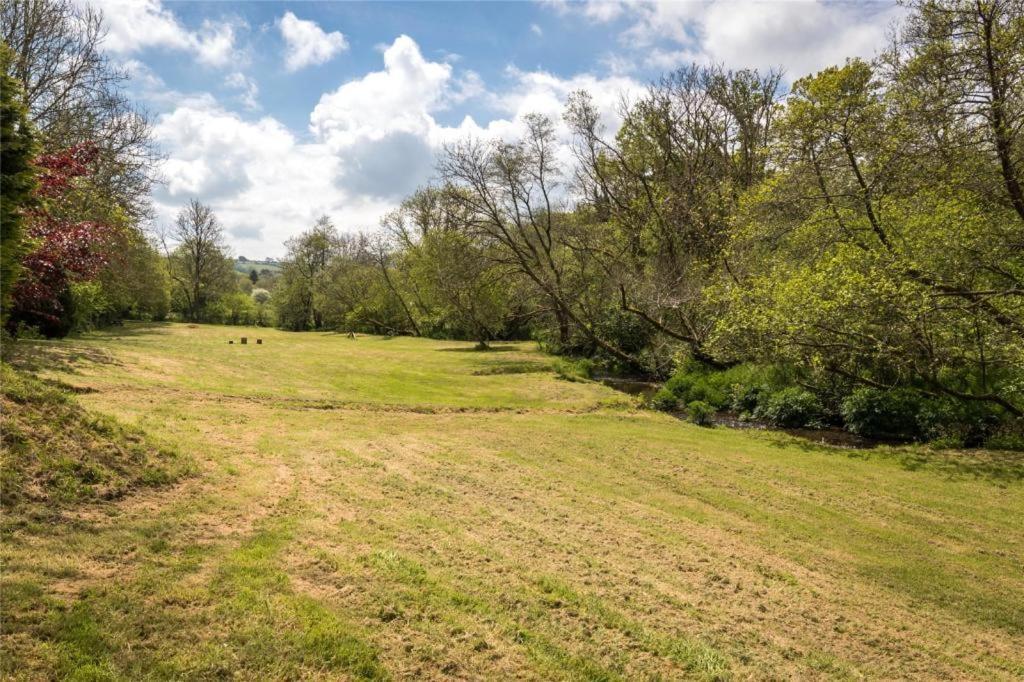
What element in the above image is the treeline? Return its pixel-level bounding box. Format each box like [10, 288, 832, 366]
[2, 0, 1021, 446]
[271, 0, 1023, 446]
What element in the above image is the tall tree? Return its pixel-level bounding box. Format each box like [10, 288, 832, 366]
[0, 41, 36, 318]
[163, 199, 233, 322]
[276, 216, 340, 330]
[565, 65, 782, 367]
[440, 114, 635, 363]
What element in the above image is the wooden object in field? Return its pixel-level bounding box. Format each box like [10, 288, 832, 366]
[256, 339, 262, 344]
[241, 337, 247, 345]
[228, 340, 234, 344]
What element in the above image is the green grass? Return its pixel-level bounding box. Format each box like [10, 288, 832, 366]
[0, 364, 192, 513]
[2, 322, 1023, 679]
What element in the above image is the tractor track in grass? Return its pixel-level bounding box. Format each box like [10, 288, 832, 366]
[48, 380, 635, 416]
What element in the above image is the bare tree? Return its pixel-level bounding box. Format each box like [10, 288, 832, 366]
[440, 113, 637, 364]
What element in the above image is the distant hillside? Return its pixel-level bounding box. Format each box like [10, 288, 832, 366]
[234, 257, 283, 276]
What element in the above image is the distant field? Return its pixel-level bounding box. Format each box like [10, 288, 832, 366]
[3, 323, 1023, 679]
[233, 259, 282, 276]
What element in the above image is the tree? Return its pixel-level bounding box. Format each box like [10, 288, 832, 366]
[1, 0, 157, 221]
[249, 268, 258, 285]
[722, 56, 1023, 416]
[440, 114, 637, 364]
[565, 65, 782, 368]
[251, 287, 271, 326]
[409, 228, 510, 347]
[7, 143, 116, 337]
[163, 199, 234, 322]
[221, 291, 255, 326]
[0, 41, 36, 319]
[275, 216, 340, 330]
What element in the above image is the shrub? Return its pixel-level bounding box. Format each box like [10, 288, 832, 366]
[664, 362, 778, 411]
[650, 388, 679, 412]
[553, 357, 594, 382]
[664, 371, 728, 408]
[984, 419, 1024, 451]
[840, 388, 926, 440]
[686, 400, 714, 426]
[755, 388, 822, 428]
[730, 384, 767, 415]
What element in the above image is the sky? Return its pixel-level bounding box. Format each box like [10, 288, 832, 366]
[93, 0, 904, 259]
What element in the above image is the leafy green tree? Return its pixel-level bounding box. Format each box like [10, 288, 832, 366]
[565, 65, 781, 367]
[721, 57, 1023, 416]
[0, 41, 36, 319]
[275, 216, 339, 330]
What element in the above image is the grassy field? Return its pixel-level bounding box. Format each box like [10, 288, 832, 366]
[2, 322, 1023, 680]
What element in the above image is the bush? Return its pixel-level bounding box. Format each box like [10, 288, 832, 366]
[984, 419, 1024, 451]
[730, 384, 767, 415]
[918, 399, 1003, 448]
[553, 357, 595, 382]
[662, 362, 779, 412]
[650, 387, 679, 412]
[841, 388, 927, 440]
[755, 388, 822, 428]
[664, 372, 727, 408]
[686, 400, 714, 426]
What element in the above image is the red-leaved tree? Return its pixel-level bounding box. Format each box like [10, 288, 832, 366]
[8, 143, 115, 337]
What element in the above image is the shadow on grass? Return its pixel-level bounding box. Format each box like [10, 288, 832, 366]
[764, 434, 1024, 484]
[6, 342, 121, 376]
[472, 360, 550, 375]
[84, 321, 173, 340]
[437, 345, 520, 353]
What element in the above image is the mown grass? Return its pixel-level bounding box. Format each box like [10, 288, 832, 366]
[0, 363, 192, 515]
[2, 322, 1023, 680]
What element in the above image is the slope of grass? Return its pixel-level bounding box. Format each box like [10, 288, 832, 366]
[2, 322, 1022, 680]
[0, 363, 192, 515]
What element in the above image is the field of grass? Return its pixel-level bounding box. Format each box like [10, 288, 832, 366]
[2, 322, 1023, 679]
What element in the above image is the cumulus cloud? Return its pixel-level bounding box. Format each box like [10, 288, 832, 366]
[91, 0, 243, 67]
[547, 0, 903, 79]
[696, 1, 903, 77]
[311, 35, 450, 147]
[152, 101, 358, 255]
[278, 12, 348, 71]
[153, 35, 642, 257]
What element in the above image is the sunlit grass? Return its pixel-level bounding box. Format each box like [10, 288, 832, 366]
[2, 322, 1022, 679]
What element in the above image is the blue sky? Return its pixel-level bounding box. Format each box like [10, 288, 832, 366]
[94, 0, 902, 258]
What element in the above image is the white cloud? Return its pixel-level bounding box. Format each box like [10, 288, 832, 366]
[546, 0, 903, 79]
[530, 23, 544, 37]
[311, 35, 451, 148]
[697, 1, 903, 77]
[224, 72, 260, 110]
[153, 35, 641, 257]
[277, 12, 348, 72]
[192, 19, 241, 68]
[91, 0, 242, 68]
[541, 0, 629, 23]
[152, 102, 360, 255]
[94, 0, 192, 53]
